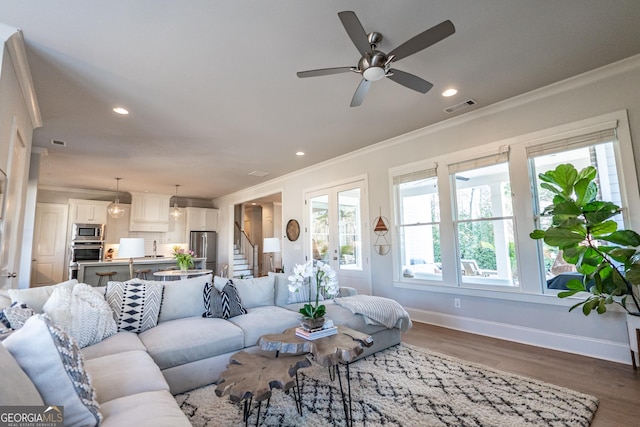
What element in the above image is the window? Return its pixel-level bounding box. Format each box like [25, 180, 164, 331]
[394, 168, 442, 281]
[528, 128, 624, 290]
[450, 152, 518, 287]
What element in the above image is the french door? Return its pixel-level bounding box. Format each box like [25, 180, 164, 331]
[305, 179, 371, 295]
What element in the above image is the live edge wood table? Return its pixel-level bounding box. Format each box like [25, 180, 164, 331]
[215, 351, 311, 426]
[258, 326, 374, 427]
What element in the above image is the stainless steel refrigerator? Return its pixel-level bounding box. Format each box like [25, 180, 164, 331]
[190, 231, 217, 274]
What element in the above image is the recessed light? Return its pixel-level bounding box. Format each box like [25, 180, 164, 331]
[113, 107, 129, 115]
[442, 88, 458, 97]
[296, 151, 305, 156]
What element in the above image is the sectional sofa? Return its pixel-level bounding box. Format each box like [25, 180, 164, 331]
[0, 272, 410, 426]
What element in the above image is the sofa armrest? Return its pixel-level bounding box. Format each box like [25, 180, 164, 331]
[337, 286, 357, 298]
[0, 290, 11, 311]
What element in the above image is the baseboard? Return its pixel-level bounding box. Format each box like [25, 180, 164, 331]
[406, 307, 632, 365]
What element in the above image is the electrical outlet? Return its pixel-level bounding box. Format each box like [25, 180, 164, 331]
[454, 298, 461, 309]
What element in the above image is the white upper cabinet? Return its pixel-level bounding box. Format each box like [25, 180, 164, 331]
[129, 192, 171, 232]
[69, 199, 110, 224]
[185, 207, 219, 232]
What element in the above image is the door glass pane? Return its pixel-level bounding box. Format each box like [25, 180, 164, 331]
[338, 188, 361, 270]
[310, 195, 329, 263]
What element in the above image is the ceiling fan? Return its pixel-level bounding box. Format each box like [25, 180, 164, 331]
[297, 11, 455, 107]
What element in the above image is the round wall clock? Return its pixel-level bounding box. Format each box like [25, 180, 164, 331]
[286, 219, 300, 241]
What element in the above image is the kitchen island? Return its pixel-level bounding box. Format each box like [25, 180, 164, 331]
[77, 257, 206, 286]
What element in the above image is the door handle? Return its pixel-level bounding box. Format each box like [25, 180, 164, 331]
[6, 272, 17, 278]
[333, 256, 338, 260]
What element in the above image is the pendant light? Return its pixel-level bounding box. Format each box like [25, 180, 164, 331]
[107, 177, 125, 218]
[170, 184, 182, 220]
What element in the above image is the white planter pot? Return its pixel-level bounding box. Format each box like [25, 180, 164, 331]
[626, 312, 640, 367]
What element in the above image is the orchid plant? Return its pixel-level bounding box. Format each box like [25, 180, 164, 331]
[288, 260, 339, 319]
[172, 246, 195, 270]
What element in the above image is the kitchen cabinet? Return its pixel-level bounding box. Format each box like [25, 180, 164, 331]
[129, 192, 171, 232]
[185, 207, 219, 232]
[69, 199, 110, 224]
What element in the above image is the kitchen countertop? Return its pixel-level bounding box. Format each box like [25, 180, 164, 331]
[77, 257, 205, 267]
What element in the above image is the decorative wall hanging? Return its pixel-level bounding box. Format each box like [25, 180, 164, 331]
[286, 219, 300, 241]
[373, 210, 390, 255]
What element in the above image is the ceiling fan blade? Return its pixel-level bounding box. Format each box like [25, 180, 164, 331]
[338, 11, 371, 56]
[387, 69, 433, 93]
[350, 79, 371, 107]
[388, 20, 455, 62]
[297, 67, 353, 78]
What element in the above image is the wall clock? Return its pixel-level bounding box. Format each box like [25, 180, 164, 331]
[286, 219, 300, 241]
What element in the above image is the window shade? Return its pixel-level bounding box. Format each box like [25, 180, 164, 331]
[448, 148, 509, 174]
[393, 167, 437, 185]
[526, 128, 617, 158]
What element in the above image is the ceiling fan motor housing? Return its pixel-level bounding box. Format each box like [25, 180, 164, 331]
[359, 50, 390, 81]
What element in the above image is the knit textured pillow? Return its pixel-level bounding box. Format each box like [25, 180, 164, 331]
[105, 280, 164, 333]
[202, 280, 247, 319]
[1, 301, 36, 330]
[44, 283, 117, 348]
[3, 314, 102, 427]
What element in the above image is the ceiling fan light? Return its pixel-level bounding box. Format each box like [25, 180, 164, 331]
[363, 66, 385, 81]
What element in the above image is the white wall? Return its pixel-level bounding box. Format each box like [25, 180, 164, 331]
[214, 55, 640, 364]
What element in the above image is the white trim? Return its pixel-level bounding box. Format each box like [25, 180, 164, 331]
[407, 308, 631, 365]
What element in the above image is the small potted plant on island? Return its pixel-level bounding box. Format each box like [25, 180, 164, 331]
[288, 260, 339, 331]
[172, 246, 195, 272]
[530, 163, 640, 367]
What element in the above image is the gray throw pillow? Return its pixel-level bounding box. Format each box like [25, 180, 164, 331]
[202, 280, 247, 319]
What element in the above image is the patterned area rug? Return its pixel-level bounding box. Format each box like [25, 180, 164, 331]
[176, 343, 598, 426]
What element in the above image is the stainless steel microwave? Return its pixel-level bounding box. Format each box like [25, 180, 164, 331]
[72, 223, 105, 241]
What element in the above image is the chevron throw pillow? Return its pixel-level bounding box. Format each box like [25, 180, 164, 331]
[202, 280, 247, 319]
[105, 280, 164, 333]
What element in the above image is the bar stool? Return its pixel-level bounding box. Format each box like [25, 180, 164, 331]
[96, 271, 117, 286]
[135, 269, 151, 280]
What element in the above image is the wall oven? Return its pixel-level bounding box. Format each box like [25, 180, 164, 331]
[68, 242, 104, 279]
[72, 223, 105, 241]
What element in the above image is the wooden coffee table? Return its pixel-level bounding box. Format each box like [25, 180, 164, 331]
[258, 326, 373, 426]
[215, 351, 311, 426]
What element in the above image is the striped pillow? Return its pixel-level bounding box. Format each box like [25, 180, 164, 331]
[202, 281, 247, 319]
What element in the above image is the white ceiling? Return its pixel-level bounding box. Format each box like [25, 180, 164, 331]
[2, 0, 640, 199]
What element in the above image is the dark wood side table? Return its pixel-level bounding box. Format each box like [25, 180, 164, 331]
[258, 326, 373, 426]
[215, 351, 311, 426]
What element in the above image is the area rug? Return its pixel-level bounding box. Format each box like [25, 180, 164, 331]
[176, 343, 598, 426]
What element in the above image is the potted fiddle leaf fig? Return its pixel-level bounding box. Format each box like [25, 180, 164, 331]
[529, 163, 640, 364]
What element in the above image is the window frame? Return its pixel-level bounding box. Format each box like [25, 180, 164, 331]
[390, 110, 640, 304]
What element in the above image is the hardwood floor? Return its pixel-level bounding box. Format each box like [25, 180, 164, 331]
[402, 322, 640, 427]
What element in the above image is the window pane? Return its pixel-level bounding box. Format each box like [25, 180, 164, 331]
[338, 188, 362, 270]
[458, 219, 518, 286]
[310, 195, 329, 263]
[398, 177, 440, 224]
[400, 224, 442, 280]
[455, 163, 512, 220]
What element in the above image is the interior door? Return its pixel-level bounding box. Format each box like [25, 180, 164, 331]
[32, 203, 69, 286]
[306, 180, 371, 294]
[0, 129, 26, 289]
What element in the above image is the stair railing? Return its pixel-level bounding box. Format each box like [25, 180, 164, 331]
[234, 221, 259, 277]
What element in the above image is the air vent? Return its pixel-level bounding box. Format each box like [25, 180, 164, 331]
[443, 99, 477, 114]
[50, 139, 67, 147]
[248, 170, 270, 178]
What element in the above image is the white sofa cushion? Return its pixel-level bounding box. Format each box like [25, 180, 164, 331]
[156, 274, 211, 322]
[231, 275, 275, 308]
[3, 314, 102, 427]
[7, 279, 78, 313]
[0, 343, 44, 406]
[100, 390, 191, 427]
[82, 331, 146, 360]
[84, 350, 169, 404]
[227, 306, 301, 347]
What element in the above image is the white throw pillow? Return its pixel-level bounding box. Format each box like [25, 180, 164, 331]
[8, 279, 78, 313]
[232, 276, 275, 308]
[3, 314, 102, 427]
[44, 283, 117, 348]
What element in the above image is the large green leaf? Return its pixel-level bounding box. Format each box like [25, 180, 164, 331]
[589, 220, 618, 237]
[553, 164, 578, 195]
[606, 247, 637, 263]
[577, 165, 597, 182]
[543, 227, 585, 247]
[600, 230, 640, 246]
[574, 178, 596, 206]
[529, 229, 546, 240]
[625, 263, 640, 286]
[540, 182, 563, 196]
[552, 201, 582, 219]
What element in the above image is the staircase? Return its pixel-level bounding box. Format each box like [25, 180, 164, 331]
[232, 245, 253, 279]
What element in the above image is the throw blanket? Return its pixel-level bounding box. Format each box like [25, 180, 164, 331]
[334, 295, 412, 332]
